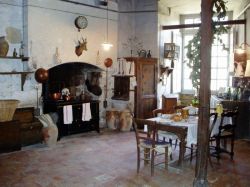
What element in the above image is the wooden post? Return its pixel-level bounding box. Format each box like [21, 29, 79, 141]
[193, 0, 213, 186]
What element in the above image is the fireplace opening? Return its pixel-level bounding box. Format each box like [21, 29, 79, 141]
[41, 62, 103, 138]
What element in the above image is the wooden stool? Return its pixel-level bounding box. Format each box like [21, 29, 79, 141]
[106, 108, 119, 130]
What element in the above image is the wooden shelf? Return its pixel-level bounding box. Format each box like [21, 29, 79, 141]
[0, 71, 33, 75]
[0, 56, 29, 61]
[0, 71, 34, 91]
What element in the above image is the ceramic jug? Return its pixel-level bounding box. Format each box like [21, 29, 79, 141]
[0, 36, 9, 57]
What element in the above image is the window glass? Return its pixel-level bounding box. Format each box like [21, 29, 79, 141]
[216, 80, 227, 90]
[181, 14, 230, 92]
[217, 57, 228, 68]
[210, 80, 217, 91]
[211, 57, 217, 68]
[211, 69, 217, 79]
[212, 46, 218, 56]
[217, 69, 228, 79]
[183, 79, 192, 90]
[184, 19, 193, 24]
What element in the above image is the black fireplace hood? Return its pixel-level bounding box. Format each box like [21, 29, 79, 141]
[49, 62, 103, 72]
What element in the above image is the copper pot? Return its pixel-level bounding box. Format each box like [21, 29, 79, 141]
[35, 68, 48, 83]
[50, 93, 61, 101]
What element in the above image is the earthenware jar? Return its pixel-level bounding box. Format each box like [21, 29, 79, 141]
[0, 36, 9, 57]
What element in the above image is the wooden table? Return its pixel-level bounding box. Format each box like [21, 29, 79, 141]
[148, 117, 191, 167]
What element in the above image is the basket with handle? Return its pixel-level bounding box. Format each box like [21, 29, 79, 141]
[0, 100, 20, 122]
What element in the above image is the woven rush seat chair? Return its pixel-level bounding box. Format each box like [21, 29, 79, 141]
[133, 118, 172, 176]
[210, 108, 239, 161]
[187, 113, 218, 166]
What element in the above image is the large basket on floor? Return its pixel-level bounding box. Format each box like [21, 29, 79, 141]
[0, 100, 20, 122]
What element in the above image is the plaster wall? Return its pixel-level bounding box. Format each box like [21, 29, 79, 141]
[157, 7, 180, 107]
[233, 0, 250, 19]
[0, 0, 29, 102]
[0, 0, 118, 126]
[117, 0, 158, 57]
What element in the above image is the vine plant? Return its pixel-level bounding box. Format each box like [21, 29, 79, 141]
[185, 0, 229, 92]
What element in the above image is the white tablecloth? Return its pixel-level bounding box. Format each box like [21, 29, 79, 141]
[148, 115, 231, 146]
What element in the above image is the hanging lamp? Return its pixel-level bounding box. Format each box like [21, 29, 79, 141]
[102, 0, 113, 50]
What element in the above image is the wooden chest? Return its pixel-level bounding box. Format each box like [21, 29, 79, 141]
[0, 120, 21, 153]
[13, 107, 34, 123]
[13, 107, 43, 146]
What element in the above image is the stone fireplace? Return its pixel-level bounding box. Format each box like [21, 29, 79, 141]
[42, 62, 103, 138]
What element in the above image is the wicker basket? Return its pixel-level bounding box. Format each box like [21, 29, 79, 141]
[0, 100, 20, 122]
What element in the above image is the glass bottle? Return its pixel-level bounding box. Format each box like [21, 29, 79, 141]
[13, 48, 17, 57]
[232, 88, 238, 101]
[19, 41, 24, 57]
[237, 88, 242, 101]
[226, 87, 231, 100]
[147, 50, 151, 58]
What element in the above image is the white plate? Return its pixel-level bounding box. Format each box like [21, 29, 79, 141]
[161, 114, 171, 119]
[159, 119, 173, 124]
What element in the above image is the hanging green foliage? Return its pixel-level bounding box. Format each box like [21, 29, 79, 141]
[185, 0, 229, 91]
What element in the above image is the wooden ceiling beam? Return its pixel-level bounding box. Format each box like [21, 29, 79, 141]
[162, 19, 246, 30]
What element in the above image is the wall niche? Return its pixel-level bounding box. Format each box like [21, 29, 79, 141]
[112, 75, 133, 101]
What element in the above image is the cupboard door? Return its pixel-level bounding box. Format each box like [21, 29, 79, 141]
[136, 58, 157, 118]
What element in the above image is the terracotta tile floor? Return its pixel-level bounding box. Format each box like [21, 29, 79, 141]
[0, 130, 250, 187]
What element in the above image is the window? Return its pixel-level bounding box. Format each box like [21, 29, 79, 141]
[180, 14, 231, 92]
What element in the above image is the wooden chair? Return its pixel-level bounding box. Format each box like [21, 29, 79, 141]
[188, 113, 218, 164]
[210, 108, 238, 160]
[152, 109, 165, 117]
[152, 109, 178, 152]
[133, 118, 172, 176]
[162, 96, 177, 114]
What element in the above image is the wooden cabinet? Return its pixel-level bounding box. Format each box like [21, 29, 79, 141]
[125, 57, 157, 119]
[43, 100, 100, 138]
[0, 120, 21, 153]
